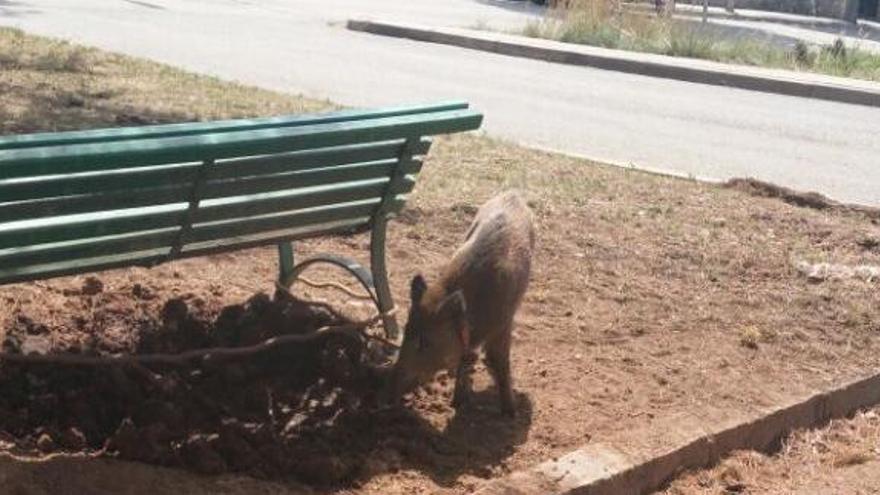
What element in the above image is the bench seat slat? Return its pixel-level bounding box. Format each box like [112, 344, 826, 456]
[0, 102, 466, 151]
[0, 109, 481, 179]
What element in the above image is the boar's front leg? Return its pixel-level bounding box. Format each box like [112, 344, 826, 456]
[452, 350, 478, 408]
[485, 328, 516, 417]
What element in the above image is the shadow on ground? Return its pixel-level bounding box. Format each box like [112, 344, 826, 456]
[330, 390, 535, 487]
[0, 389, 532, 493]
[0, 80, 195, 135]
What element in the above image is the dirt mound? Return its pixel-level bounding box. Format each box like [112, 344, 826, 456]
[725, 178, 880, 223]
[0, 280, 396, 484]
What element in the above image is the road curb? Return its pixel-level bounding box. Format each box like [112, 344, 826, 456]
[473, 370, 880, 495]
[347, 19, 880, 108]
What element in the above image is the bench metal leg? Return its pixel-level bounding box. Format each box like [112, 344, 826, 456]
[370, 217, 400, 341]
[275, 235, 399, 341]
[277, 242, 295, 283]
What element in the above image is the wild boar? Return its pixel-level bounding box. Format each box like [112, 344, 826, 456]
[385, 190, 535, 416]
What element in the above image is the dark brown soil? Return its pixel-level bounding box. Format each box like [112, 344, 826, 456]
[0, 278, 391, 485]
[726, 178, 880, 223]
[0, 258, 535, 493]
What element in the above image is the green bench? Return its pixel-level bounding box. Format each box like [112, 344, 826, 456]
[0, 102, 483, 340]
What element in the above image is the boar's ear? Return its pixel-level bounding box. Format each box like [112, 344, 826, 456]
[410, 274, 428, 303]
[438, 290, 466, 322]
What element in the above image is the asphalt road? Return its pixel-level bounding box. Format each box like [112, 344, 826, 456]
[2, 0, 878, 205]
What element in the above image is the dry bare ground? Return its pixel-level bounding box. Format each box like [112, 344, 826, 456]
[1, 28, 879, 494]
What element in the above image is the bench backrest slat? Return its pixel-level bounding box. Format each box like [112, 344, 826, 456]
[0, 102, 468, 150]
[1, 196, 408, 269]
[0, 139, 429, 224]
[2, 229, 178, 268]
[188, 200, 384, 245]
[0, 177, 416, 251]
[0, 208, 184, 250]
[0, 163, 200, 203]
[0, 187, 190, 224]
[0, 110, 478, 179]
[196, 178, 415, 225]
[182, 218, 375, 257]
[208, 138, 430, 180]
[201, 159, 420, 200]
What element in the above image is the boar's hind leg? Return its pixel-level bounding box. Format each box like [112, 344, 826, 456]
[452, 351, 478, 408]
[485, 329, 516, 417]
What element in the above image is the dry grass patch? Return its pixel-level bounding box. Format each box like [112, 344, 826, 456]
[520, 0, 880, 82]
[662, 407, 880, 494]
[0, 27, 331, 134]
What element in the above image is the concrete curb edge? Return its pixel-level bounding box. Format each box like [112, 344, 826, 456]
[347, 19, 880, 108]
[473, 371, 880, 494]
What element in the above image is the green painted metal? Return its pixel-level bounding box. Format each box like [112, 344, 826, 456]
[0, 162, 201, 202]
[0, 109, 481, 179]
[277, 242, 295, 283]
[0, 151, 426, 225]
[188, 199, 405, 245]
[181, 219, 368, 258]
[196, 178, 415, 224]
[168, 158, 213, 258]
[0, 180, 415, 250]
[370, 216, 397, 340]
[0, 229, 178, 267]
[277, 255, 384, 331]
[201, 159, 422, 200]
[0, 248, 173, 285]
[0, 178, 415, 250]
[0, 186, 191, 224]
[0, 102, 466, 151]
[0, 139, 429, 204]
[0, 197, 405, 273]
[376, 138, 419, 220]
[0, 220, 365, 285]
[208, 138, 430, 181]
[0, 208, 185, 249]
[369, 137, 422, 340]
